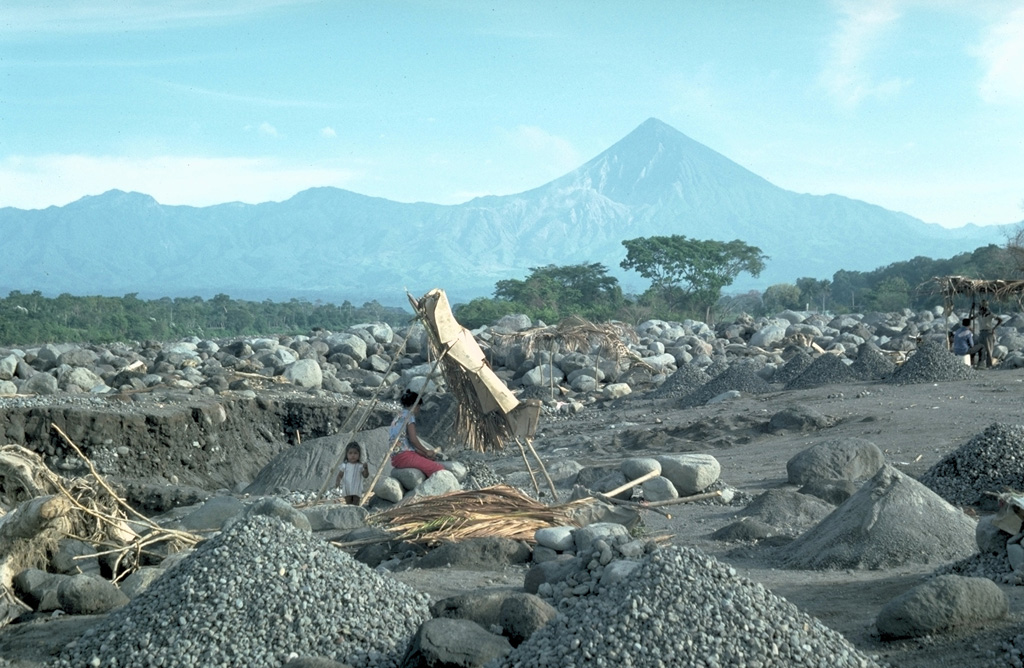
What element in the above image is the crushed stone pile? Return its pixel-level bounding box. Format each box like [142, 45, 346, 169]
[934, 549, 1023, 586]
[678, 362, 773, 408]
[885, 339, 978, 385]
[770, 349, 813, 387]
[648, 363, 711, 400]
[784, 353, 857, 390]
[779, 465, 977, 570]
[849, 343, 896, 381]
[534, 534, 658, 609]
[493, 545, 880, 668]
[55, 514, 431, 668]
[918, 423, 1024, 506]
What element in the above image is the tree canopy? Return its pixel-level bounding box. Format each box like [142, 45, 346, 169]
[620, 235, 767, 319]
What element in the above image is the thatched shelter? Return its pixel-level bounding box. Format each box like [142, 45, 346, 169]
[932, 275, 1024, 313]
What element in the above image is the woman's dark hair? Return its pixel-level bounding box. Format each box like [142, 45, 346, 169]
[400, 389, 419, 408]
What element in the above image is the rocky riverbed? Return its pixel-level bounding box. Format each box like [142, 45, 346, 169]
[3, 305, 1024, 667]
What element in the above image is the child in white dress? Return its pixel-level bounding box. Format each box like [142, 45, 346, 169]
[335, 441, 369, 505]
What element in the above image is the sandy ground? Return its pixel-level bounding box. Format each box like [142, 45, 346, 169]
[4, 369, 1024, 667]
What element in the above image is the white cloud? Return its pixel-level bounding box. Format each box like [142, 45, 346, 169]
[506, 125, 581, 173]
[320, 127, 337, 138]
[257, 122, 278, 137]
[976, 7, 1024, 103]
[821, 0, 908, 106]
[0, 154, 360, 209]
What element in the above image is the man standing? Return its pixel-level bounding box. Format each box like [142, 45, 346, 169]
[951, 318, 974, 365]
[973, 300, 1003, 368]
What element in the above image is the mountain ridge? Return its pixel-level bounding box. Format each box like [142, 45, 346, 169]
[1, 118, 1015, 306]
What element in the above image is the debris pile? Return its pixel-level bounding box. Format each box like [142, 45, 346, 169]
[919, 423, 1024, 506]
[55, 514, 431, 668]
[495, 545, 880, 668]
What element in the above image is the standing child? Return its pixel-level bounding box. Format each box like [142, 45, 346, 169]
[335, 441, 369, 505]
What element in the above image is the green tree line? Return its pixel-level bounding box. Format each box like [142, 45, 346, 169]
[0, 292, 411, 347]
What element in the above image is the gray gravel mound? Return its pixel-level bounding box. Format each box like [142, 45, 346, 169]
[918, 423, 1024, 506]
[779, 465, 977, 570]
[54, 514, 431, 668]
[678, 363, 773, 408]
[771, 350, 813, 387]
[648, 363, 711, 400]
[492, 545, 880, 668]
[849, 344, 896, 381]
[784, 353, 857, 390]
[886, 339, 978, 385]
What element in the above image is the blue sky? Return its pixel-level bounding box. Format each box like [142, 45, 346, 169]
[2, 0, 1022, 228]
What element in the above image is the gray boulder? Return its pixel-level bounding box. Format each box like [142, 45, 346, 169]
[787, 438, 885, 485]
[402, 617, 511, 668]
[417, 537, 531, 570]
[57, 574, 129, 615]
[876, 574, 1008, 639]
[284, 358, 323, 388]
[499, 593, 557, 647]
[654, 454, 721, 495]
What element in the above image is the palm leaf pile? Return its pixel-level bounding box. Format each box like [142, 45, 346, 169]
[489, 315, 650, 370]
[366, 485, 585, 546]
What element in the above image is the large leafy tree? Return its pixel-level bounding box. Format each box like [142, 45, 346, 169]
[493, 263, 623, 319]
[620, 235, 767, 319]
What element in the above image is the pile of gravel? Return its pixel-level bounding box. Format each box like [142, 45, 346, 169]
[647, 363, 710, 400]
[934, 550, 1024, 586]
[849, 343, 896, 381]
[770, 349, 813, 387]
[885, 339, 977, 385]
[678, 362, 773, 409]
[55, 514, 431, 668]
[784, 353, 857, 390]
[534, 534, 658, 609]
[494, 545, 880, 668]
[918, 423, 1024, 506]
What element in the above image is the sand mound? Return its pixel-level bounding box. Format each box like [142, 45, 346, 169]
[779, 465, 977, 570]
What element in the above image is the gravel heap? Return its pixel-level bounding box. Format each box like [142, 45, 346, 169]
[678, 362, 773, 408]
[784, 353, 857, 390]
[534, 535, 659, 609]
[849, 343, 896, 381]
[770, 349, 813, 387]
[55, 514, 431, 668]
[885, 339, 978, 385]
[648, 362, 711, 400]
[918, 423, 1024, 506]
[494, 545, 880, 668]
[934, 549, 1023, 586]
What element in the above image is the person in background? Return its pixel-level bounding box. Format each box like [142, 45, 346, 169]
[972, 300, 1003, 369]
[335, 441, 369, 505]
[389, 389, 444, 477]
[951, 318, 975, 364]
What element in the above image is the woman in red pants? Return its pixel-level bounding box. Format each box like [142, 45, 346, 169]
[389, 390, 444, 476]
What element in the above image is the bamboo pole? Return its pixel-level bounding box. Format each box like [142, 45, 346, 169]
[522, 436, 559, 503]
[514, 437, 541, 498]
[601, 470, 661, 499]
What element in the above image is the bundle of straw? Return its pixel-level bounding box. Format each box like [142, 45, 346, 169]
[367, 485, 582, 546]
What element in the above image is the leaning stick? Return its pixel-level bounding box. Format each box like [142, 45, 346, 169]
[644, 489, 723, 508]
[522, 437, 559, 503]
[594, 492, 672, 518]
[514, 437, 541, 498]
[600, 470, 661, 499]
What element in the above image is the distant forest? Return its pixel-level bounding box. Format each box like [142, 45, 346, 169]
[0, 243, 1018, 347]
[0, 293, 412, 347]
